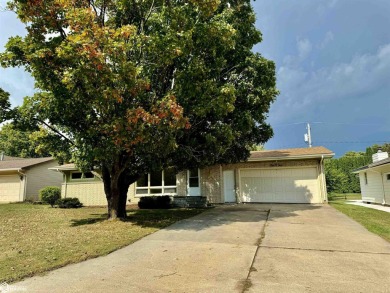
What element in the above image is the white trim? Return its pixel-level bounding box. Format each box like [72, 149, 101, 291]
[0, 168, 23, 173]
[69, 171, 96, 181]
[135, 171, 178, 197]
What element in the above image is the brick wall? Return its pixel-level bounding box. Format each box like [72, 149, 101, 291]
[201, 165, 222, 203]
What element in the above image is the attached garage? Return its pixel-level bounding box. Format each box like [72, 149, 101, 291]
[0, 155, 62, 203]
[196, 146, 334, 205]
[240, 167, 321, 203]
[0, 174, 22, 203]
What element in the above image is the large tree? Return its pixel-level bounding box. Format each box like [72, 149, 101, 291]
[1, 0, 278, 219]
[0, 123, 51, 158]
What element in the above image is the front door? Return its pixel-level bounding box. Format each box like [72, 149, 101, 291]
[223, 170, 236, 202]
[188, 169, 200, 196]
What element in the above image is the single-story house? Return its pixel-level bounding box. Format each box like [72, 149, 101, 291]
[50, 146, 334, 206]
[353, 150, 390, 205]
[0, 154, 63, 203]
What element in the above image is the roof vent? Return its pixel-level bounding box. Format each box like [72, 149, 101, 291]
[372, 150, 389, 163]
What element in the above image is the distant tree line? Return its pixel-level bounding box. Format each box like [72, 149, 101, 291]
[325, 143, 390, 194]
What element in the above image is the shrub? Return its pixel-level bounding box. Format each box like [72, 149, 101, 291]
[56, 198, 83, 209]
[39, 186, 61, 207]
[155, 196, 172, 209]
[138, 196, 171, 209]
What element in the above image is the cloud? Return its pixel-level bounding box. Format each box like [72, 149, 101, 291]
[272, 43, 390, 124]
[316, 0, 339, 15]
[319, 31, 334, 49]
[297, 38, 312, 60]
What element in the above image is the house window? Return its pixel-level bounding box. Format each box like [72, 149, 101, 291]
[136, 170, 177, 196]
[364, 172, 368, 185]
[387, 174, 390, 181]
[70, 172, 95, 181]
[189, 169, 199, 188]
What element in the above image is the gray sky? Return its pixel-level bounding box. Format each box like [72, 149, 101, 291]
[1, 0, 389, 156]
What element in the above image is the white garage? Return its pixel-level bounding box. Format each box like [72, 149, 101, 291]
[215, 146, 334, 204]
[0, 174, 22, 203]
[240, 167, 321, 203]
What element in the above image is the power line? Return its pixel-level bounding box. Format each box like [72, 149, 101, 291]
[316, 141, 390, 144]
[271, 121, 385, 127]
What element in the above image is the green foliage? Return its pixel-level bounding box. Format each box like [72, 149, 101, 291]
[0, 123, 50, 158]
[1, 0, 278, 218]
[0, 88, 18, 123]
[138, 196, 172, 209]
[366, 144, 390, 157]
[325, 144, 390, 194]
[249, 144, 265, 151]
[56, 197, 83, 209]
[39, 186, 61, 207]
[325, 167, 349, 193]
[325, 153, 369, 194]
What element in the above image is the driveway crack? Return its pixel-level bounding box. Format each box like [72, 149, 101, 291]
[241, 208, 271, 293]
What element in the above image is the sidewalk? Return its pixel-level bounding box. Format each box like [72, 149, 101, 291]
[346, 200, 390, 213]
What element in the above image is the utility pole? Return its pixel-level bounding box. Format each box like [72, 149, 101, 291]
[304, 123, 312, 148]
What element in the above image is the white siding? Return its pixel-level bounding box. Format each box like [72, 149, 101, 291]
[360, 167, 390, 205]
[63, 179, 137, 206]
[25, 161, 63, 201]
[0, 174, 22, 202]
[384, 173, 390, 204]
[63, 182, 107, 206]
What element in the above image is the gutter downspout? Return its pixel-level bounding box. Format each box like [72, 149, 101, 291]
[320, 155, 327, 203]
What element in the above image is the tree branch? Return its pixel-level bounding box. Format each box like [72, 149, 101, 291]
[35, 119, 75, 145]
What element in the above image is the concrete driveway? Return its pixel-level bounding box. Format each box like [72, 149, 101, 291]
[14, 204, 390, 292]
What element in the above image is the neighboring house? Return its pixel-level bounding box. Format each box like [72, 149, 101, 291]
[353, 150, 390, 205]
[50, 146, 333, 206]
[0, 154, 63, 203]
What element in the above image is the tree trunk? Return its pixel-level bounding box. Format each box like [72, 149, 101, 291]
[102, 164, 121, 220]
[102, 164, 139, 220]
[117, 172, 139, 218]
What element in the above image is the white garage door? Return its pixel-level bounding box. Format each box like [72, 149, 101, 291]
[0, 175, 21, 202]
[240, 168, 321, 203]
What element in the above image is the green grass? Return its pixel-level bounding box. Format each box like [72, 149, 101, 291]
[329, 194, 390, 243]
[0, 203, 205, 283]
[328, 192, 362, 201]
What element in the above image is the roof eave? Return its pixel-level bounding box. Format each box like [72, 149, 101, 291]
[49, 166, 78, 172]
[248, 153, 334, 162]
[0, 168, 23, 173]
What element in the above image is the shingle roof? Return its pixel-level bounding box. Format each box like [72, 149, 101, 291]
[369, 157, 390, 168]
[0, 157, 54, 170]
[249, 146, 334, 160]
[2, 155, 25, 161]
[352, 157, 390, 173]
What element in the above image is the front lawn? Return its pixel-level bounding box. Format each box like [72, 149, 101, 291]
[329, 195, 390, 243]
[0, 203, 204, 283]
[328, 192, 362, 201]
